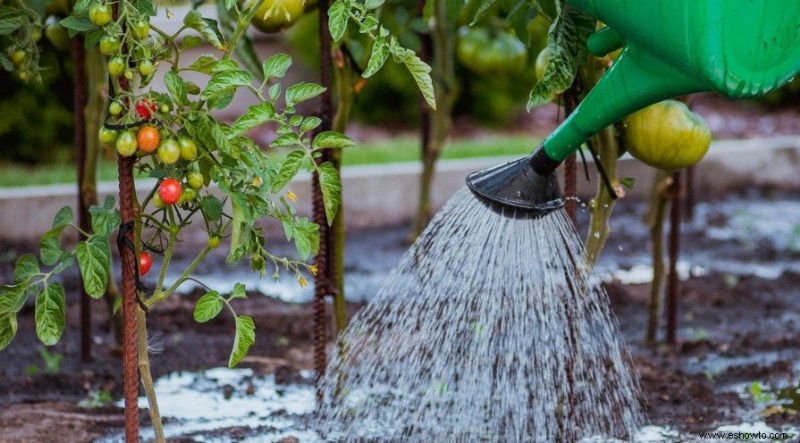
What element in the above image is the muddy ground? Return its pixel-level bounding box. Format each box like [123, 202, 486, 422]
[1, 184, 800, 442]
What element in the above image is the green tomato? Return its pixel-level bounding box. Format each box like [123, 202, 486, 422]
[131, 20, 150, 40]
[88, 3, 112, 27]
[99, 126, 118, 144]
[152, 193, 165, 209]
[178, 137, 198, 161]
[137, 59, 155, 76]
[10, 49, 25, 66]
[456, 26, 528, 76]
[187, 171, 204, 190]
[31, 28, 42, 43]
[45, 23, 70, 51]
[107, 56, 125, 77]
[124, 69, 134, 80]
[622, 100, 712, 171]
[99, 35, 120, 56]
[179, 187, 197, 204]
[109, 100, 123, 115]
[157, 139, 181, 165]
[207, 235, 222, 249]
[116, 131, 137, 157]
[249, 0, 304, 33]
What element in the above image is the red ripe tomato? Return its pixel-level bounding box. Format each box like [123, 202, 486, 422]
[139, 251, 152, 276]
[158, 178, 182, 205]
[135, 99, 156, 119]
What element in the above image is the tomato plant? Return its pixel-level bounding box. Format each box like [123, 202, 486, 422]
[0, 0, 435, 438]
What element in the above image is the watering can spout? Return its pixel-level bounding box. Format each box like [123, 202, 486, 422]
[468, 0, 800, 217]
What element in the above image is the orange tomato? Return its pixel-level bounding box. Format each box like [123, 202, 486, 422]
[137, 125, 160, 153]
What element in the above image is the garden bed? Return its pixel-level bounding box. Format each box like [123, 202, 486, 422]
[1, 186, 799, 442]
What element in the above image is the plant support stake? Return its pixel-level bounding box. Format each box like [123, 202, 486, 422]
[665, 170, 683, 345]
[72, 35, 92, 363]
[314, 0, 336, 402]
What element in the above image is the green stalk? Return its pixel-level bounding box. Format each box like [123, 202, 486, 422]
[583, 57, 622, 267]
[411, 0, 456, 239]
[136, 308, 165, 442]
[645, 170, 671, 346]
[330, 48, 354, 333]
[146, 245, 213, 308]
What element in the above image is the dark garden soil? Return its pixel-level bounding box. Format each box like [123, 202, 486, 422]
[2, 186, 800, 442]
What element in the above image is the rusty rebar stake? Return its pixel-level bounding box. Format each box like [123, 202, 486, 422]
[313, 0, 336, 403]
[72, 36, 92, 363]
[665, 170, 683, 345]
[118, 157, 140, 442]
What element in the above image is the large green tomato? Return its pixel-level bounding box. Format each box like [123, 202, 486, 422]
[456, 26, 528, 76]
[622, 100, 712, 171]
[248, 0, 304, 33]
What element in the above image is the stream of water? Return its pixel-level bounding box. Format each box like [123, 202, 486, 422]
[315, 187, 645, 442]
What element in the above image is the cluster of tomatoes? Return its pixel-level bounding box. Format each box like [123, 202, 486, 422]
[89, 2, 160, 80]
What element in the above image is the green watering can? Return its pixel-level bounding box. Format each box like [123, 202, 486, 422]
[467, 0, 800, 216]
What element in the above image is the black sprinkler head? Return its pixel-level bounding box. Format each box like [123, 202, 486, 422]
[466, 146, 564, 217]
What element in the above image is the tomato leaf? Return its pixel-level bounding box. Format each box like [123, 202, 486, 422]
[328, 0, 350, 41]
[184, 11, 226, 50]
[312, 131, 354, 150]
[231, 102, 276, 135]
[363, 36, 390, 78]
[0, 314, 18, 351]
[527, 2, 595, 110]
[262, 53, 292, 80]
[59, 16, 96, 37]
[52, 206, 73, 230]
[89, 204, 121, 238]
[228, 315, 255, 368]
[0, 285, 28, 315]
[180, 35, 204, 50]
[35, 282, 65, 346]
[284, 82, 326, 108]
[391, 44, 436, 110]
[202, 70, 253, 100]
[272, 151, 305, 192]
[230, 283, 247, 300]
[317, 162, 342, 226]
[470, 0, 497, 25]
[193, 291, 223, 323]
[0, 8, 25, 35]
[164, 70, 188, 105]
[292, 217, 319, 260]
[39, 231, 63, 266]
[75, 238, 110, 299]
[300, 117, 322, 133]
[14, 253, 39, 284]
[200, 195, 224, 222]
[187, 54, 219, 74]
[269, 132, 301, 148]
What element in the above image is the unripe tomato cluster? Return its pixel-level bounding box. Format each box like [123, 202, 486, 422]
[88, 0, 163, 94]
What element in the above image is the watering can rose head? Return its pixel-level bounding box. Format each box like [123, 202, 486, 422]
[622, 100, 711, 172]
